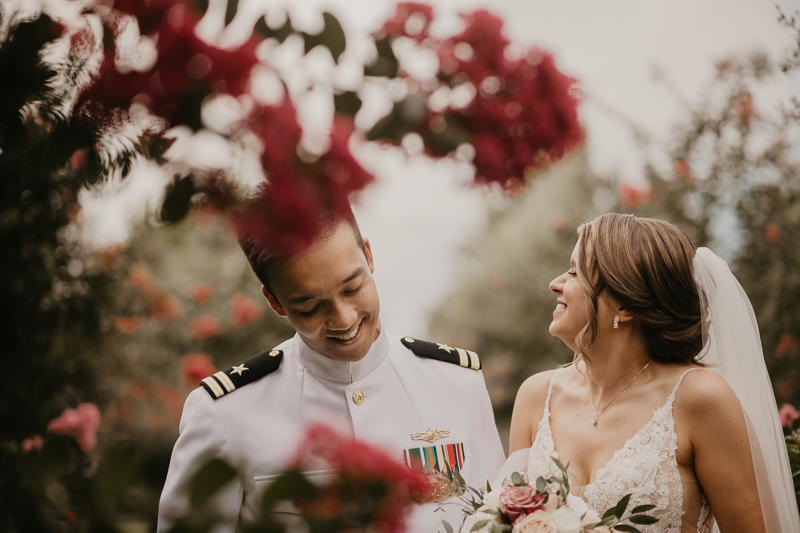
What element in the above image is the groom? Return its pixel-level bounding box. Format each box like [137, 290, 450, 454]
[157, 186, 505, 532]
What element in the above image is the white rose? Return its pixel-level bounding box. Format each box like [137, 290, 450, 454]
[551, 506, 582, 533]
[581, 509, 601, 526]
[483, 490, 502, 508]
[511, 510, 557, 533]
[460, 510, 498, 533]
[565, 494, 588, 517]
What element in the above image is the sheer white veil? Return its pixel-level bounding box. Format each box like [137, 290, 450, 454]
[693, 247, 799, 532]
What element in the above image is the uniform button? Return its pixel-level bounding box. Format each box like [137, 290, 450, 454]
[268, 350, 280, 357]
[352, 390, 365, 405]
[404, 337, 414, 343]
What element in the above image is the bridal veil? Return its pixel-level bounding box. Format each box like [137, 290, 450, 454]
[693, 247, 799, 532]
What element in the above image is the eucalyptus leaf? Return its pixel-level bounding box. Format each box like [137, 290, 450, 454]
[628, 515, 660, 525]
[614, 494, 632, 518]
[601, 507, 617, 520]
[442, 520, 454, 533]
[536, 476, 546, 492]
[612, 526, 641, 533]
[510, 472, 524, 486]
[471, 519, 489, 532]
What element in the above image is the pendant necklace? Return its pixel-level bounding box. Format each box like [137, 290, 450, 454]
[585, 359, 653, 425]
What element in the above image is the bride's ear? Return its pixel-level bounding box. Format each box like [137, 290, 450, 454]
[616, 306, 635, 324]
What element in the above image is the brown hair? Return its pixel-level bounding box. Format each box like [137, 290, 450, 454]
[574, 214, 704, 364]
[237, 183, 365, 296]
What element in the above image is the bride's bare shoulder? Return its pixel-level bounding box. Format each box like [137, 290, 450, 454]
[515, 368, 561, 406]
[674, 367, 742, 421]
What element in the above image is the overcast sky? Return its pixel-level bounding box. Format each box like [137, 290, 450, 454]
[80, 0, 800, 337]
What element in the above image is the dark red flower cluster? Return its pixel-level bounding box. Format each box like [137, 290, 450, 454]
[235, 105, 373, 258]
[381, 2, 435, 40]
[428, 10, 583, 188]
[292, 423, 429, 533]
[79, 0, 258, 127]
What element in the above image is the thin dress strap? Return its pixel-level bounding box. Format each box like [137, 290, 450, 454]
[543, 367, 565, 415]
[666, 367, 700, 406]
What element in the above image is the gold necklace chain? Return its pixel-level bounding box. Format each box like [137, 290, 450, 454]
[585, 359, 653, 426]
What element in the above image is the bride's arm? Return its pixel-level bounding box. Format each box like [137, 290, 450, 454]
[680, 369, 766, 533]
[508, 370, 555, 453]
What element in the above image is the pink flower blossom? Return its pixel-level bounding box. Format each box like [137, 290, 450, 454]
[48, 403, 101, 452]
[190, 282, 214, 303]
[190, 315, 221, 339]
[381, 3, 435, 40]
[231, 293, 264, 328]
[21, 436, 43, 453]
[151, 294, 184, 321]
[779, 403, 799, 428]
[181, 353, 217, 385]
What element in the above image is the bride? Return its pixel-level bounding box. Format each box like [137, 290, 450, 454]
[505, 214, 799, 532]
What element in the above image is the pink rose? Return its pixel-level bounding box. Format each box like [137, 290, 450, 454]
[779, 403, 800, 428]
[21, 435, 43, 453]
[48, 403, 101, 452]
[499, 485, 545, 521]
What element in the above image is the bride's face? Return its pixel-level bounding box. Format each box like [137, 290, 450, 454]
[548, 242, 587, 350]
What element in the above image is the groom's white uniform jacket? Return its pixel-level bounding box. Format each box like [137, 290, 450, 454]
[157, 328, 505, 533]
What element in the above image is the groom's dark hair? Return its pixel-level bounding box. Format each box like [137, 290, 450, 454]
[574, 213, 704, 365]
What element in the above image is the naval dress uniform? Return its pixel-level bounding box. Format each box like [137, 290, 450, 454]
[157, 328, 505, 533]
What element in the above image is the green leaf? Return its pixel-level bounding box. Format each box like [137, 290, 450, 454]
[536, 476, 547, 492]
[365, 37, 399, 78]
[631, 504, 657, 514]
[611, 526, 641, 533]
[367, 96, 428, 144]
[510, 471, 524, 486]
[159, 175, 198, 223]
[614, 493, 632, 518]
[454, 467, 467, 489]
[628, 515, 660, 525]
[334, 91, 362, 117]
[601, 506, 618, 520]
[303, 13, 346, 63]
[259, 470, 319, 510]
[442, 520, 454, 533]
[189, 459, 236, 506]
[471, 520, 489, 532]
[224, 0, 239, 26]
[550, 456, 567, 471]
[254, 16, 293, 43]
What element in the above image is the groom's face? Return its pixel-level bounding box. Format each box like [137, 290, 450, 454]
[262, 221, 381, 362]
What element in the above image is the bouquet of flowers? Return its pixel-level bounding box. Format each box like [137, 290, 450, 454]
[439, 457, 659, 533]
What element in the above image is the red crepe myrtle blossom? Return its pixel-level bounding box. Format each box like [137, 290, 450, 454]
[765, 222, 781, 243]
[498, 484, 545, 522]
[129, 265, 157, 295]
[779, 403, 800, 428]
[775, 334, 798, 359]
[48, 403, 101, 452]
[151, 294, 184, 321]
[432, 11, 583, 187]
[190, 282, 214, 303]
[293, 423, 430, 533]
[21, 436, 43, 453]
[231, 293, 264, 328]
[674, 158, 695, 185]
[190, 315, 221, 339]
[115, 316, 141, 334]
[180, 353, 216, 385]
[618, 182, 653, 206]
[78, 0, 259, 127]
[381, 2, 435, 40]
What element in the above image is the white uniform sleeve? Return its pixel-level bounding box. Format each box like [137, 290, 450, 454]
[468, 370, 507, 489]
[157, 388, 243, 533]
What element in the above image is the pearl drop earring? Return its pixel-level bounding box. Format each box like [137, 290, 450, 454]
[613, 316, 620, 329]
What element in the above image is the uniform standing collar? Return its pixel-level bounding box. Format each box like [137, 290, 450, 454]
[295, 326, 389, 384]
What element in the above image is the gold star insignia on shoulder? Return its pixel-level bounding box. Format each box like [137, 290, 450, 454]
[230, 364, 248, 376]
[436, 343, 454, 354]
[401, 337, 481, 370]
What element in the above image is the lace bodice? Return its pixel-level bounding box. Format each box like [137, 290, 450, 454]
[526, 368, 714, 533]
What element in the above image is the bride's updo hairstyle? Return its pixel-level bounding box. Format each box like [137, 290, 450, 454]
[574, 214, 704, 364]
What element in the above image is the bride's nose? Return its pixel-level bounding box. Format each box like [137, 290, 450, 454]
[549, 274, 564, 294]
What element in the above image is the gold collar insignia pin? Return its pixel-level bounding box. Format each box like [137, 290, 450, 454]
[410, 428, 450, 443]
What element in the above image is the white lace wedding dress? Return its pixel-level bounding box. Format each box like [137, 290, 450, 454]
[525, 367, 715, 533]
